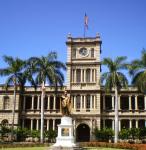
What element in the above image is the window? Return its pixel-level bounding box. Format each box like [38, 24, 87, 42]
[3, 96, 10, 110]
[1, 119, 9, 127]
[92, 95, 94, 108]
[25, 96, 32, 109]
[72, 69, 75, 82]
[86, 95, 90, 109]
[105, 96, 112, 110]
[105, 119, 112, 128]
[138, 96, 144, 110]
[76, 69, 81, 83]
[91, 48, 94, 58]
[92, 69, 94, 82]
[86, 69, 90, 82]
[120, 96, 129, 110]
[76, 95, 80, 110]
[72, 48, 76, 59]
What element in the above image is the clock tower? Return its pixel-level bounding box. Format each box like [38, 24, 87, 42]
[66, 33, 102, 141]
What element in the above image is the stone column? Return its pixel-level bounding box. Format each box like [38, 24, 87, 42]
[129, 120, 132, 128]
[119, 120, 121, 131]
[31, 96, 34, 110]
[47, 95, 50, 110]
[90, 69, 92, 82]
[73, 119, 76, 136]
[81, 69, 83, 83]
[90, 119, 93, 140]
[83, 95, 86, 109]
[82, 69, 84, 82]
[36, 119, 39, 130]
[129, 95, 132, 110]
[112, 120, 115, 130]
[53, 119, 55, 130]
[136, 120, 138, 128]
[84, 69, 86, 82]
[37, 96, 40, 110]
[94, 96, 96, 109]
[47, 119, 49, 131]
[74, 96, 76, 110]
[53, 95, 56, 110]
[81, 95, 84, 109]
[23, 96, 26, 111]
[31, 119, 33, 130]
[80, 95, 83, 110]
[135, 95, 138, 110]
[118, 96, 121, 110]
[94, 69, 96, 82]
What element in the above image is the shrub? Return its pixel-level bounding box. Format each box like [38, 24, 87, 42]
[119, 128, 130, 140]
[45, 129, 57, 142]
[1, 126, 11, 136]
[79, 141, 146, 150]
[93, 128, 114, 141]
[31, 130, 40, 138]
[15, 127, 30, 141]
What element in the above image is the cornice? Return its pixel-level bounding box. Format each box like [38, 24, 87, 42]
[66, 62, 101, 66]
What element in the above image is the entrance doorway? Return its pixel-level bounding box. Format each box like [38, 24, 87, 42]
[76, 123, 90, 142]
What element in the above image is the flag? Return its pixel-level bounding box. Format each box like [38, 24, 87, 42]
[84, 13, 88, 30]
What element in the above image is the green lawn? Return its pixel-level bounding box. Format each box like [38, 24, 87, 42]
[1, 147, 128, 150]
[0, 147, 46, 150]
[86, 148, 127, 150]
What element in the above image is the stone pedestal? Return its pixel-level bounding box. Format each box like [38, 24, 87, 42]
[50, 116, 81, 150]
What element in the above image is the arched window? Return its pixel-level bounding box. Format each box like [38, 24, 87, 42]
[72, 48, 76, 59]
[76, 95, 81, 110]
[76, 69, 81, 83]
[86, 69, 90, 82]
[86, 95, 90, 109]
[1, 119, 9, 127]
[3, 96, 10, 110]
[91, 48, 94, 58]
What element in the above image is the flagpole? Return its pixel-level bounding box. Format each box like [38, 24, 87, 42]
[84, 24, 86, 38]
[84, 13, 88, 38]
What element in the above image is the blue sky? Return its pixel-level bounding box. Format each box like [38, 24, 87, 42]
[0, 0, 146, 84]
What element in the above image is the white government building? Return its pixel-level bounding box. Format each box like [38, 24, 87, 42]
[0, 34, 146, 141]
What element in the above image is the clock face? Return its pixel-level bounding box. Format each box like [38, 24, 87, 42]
[79, 48, 88, 56]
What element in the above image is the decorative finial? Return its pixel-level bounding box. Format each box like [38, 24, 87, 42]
[67, 33, 72, 38]
[96, 33, 100, 37]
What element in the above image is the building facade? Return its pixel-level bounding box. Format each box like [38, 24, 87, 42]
[0, 34, 146, 141]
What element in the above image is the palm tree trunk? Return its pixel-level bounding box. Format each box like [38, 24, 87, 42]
[11, 78, 16, 141]
[114, 86, 119, 143]
[40, 81, 45, 143]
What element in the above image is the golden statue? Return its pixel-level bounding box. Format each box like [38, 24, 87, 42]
[61, 90, 71, 116]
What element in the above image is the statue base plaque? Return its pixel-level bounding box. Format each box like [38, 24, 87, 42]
[49, 116, 82, 150]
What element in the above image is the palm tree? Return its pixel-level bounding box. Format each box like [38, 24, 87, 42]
[101, 56, 128, 143]
[0, 55, 26, 140]
[128, 49, 146, 93]
[27, 51, 66, 143]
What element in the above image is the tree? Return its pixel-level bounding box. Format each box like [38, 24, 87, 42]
[128, 49, 146, 93]
[0, 55, 26, 140]
[101, 56, 128, 143]
[27, 51, 66, 143]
